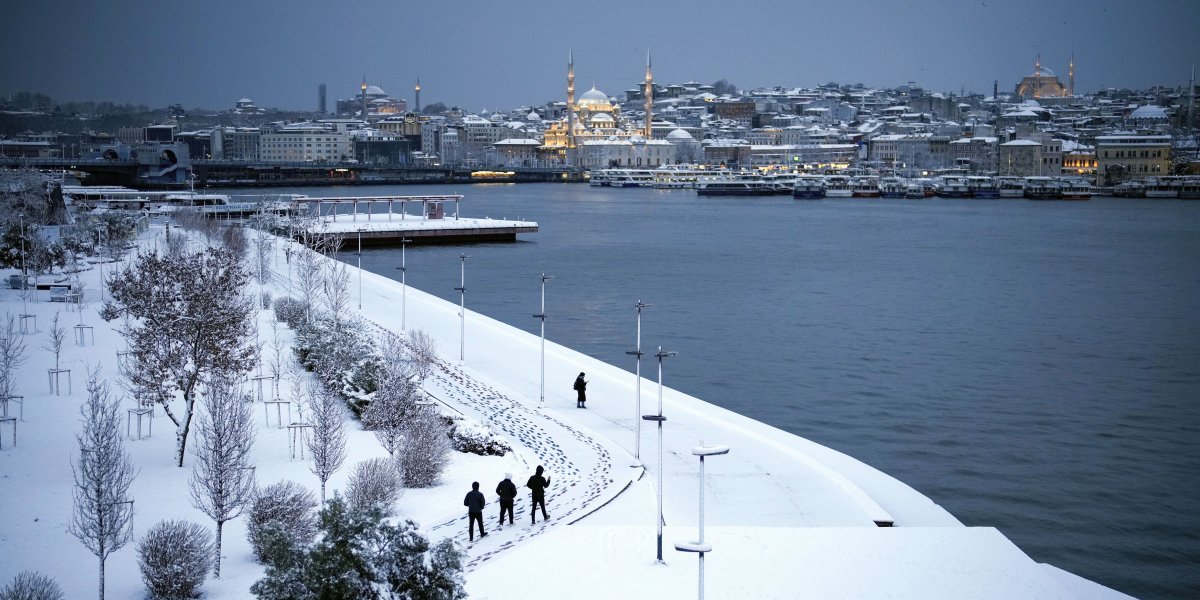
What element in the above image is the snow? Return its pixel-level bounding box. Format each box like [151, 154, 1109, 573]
[0, 221, 1128, 599]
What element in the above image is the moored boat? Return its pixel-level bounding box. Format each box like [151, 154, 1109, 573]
[1144, 176, 1181, 199]
[792, 175, 826, 199]
[904, 182, 925, 199]
[1023, 176, 1061, 200]
[935, 175, 971, 198]
[696, 172, 776, 196]
[967, 176, 1000, 198]
[996, 176, 1025, 198]
[1057, 179, 1093, 200]
[1179, 177, 1200, 199]
[852, 176, 881, 198]
[879, 177, 907, 198]
[823, 175, 853, 198]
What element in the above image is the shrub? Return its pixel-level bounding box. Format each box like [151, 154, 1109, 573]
[0, 571, 64, 600]
[5, 274, 22, 290]
[446, 415, 511, 456]
[246, 480, 318, 564]
[260, 290, 273, 310]
[398, 409, 451, 488]
[137, 519, 213, 599]
[273, 296, 306, 328]
[346, 457, 404, 514]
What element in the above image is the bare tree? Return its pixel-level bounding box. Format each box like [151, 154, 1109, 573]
[307, 387, 347, 503]
[398, 407, 451, 488]
[188, 377, 257, 578]
[362, 336, 422, 457]
[0, 313, 27, 402]
[404, 329, 439, 386]
[42, 312, 66, 370]
[69, 367, 136, 600]
[101, 248, 257, 467]
[321, 260, 351, 334]
[294, 246, 322, 326]
[346, 457, 403, 515]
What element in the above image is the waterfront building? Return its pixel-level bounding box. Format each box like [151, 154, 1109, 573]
[259, 123, 352, 162]
[1094, 133, 1171, 185]
[211, 127, 261, 161]
[1061, 141, 1097, 177]
[1040, 137, 1063, 177]
[949, 136, 999, 173]
[998, 139, 1043, 176]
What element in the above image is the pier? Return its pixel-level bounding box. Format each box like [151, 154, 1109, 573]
[296, 195, 538, 246]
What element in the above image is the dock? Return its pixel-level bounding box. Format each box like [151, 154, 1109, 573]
[294, 195, 538, 246]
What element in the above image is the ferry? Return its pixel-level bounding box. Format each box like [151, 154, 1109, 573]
[1112, 180, 1145, 198]
[1023, 176, 1061, 200]
[879, 177, 907, 198]
[792, 175, 826, 199]
[1057, 179, 1093, 201]
[996, 176, 1025, 199]
[823, 175, 853, 198]
[587, 170, 612, 186]
[851, 176, 881, 198]
[650, 165, 720, 189]
[935, 175, 971, 198]
[1179, 177, 1200, 199]
[904, 182, 926, 199]
[966, 176, 1000, 199]
[695, 172, 776, 196]
[1144, 177, 1181, 199]
[607, 169, 655, 188]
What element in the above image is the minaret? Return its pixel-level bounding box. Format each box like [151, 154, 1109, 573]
[1190, 64, 1196, 134]
[643, 51, 654, 138]
[361, 76, 368, 120]
[415, 78, 421, 113]
[1069, 53, 1076, 96]
[1034, 53, 1042, 99]
[567, 49, 577, 151]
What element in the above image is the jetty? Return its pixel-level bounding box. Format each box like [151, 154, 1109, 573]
[296, 194, 538, 246]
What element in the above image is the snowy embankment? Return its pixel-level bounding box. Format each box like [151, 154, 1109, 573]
[0, 222, 1132, 599]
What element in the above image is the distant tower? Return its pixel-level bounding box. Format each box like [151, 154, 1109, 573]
[1034, 53, 1042, 98]
[361, 76, 368, 120]
[1069, 53, 1076, 96]
[318, 83, 327, 114]
[567, 49, 577, 151]
[415, 78, 421, 113]
[1190, 64, 1196, 133]
[643, 51, 654, 138]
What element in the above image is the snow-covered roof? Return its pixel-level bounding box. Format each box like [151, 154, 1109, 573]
[1001, 139, 1042, 146]
[1129, 105, 1168, 119]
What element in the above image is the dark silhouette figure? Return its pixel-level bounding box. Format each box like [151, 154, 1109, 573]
[574, 372, 587, 408]
[464, 481, 487, 541]
[496, 472, 517, 526]
[526, 465, 551, 524]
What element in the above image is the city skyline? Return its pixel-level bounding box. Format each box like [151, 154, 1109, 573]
[2, 0, 1198, 113]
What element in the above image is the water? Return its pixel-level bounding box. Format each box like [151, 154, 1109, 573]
[243, 183, 1200, 598]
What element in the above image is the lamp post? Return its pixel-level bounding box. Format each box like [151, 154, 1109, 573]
[395, 237, 412, 332]
[625, 300, 650, 465]
[675, 442, 730, 600]
[642, 346, 675, 563]
[532, 273, 552, 406]
[356, 228, 364, 310]
[455, 254, 469, 362]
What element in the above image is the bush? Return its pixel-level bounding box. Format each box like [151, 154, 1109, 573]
[0, 571, 64, 600]
[446, 415, 511, 456]
[398, 409, 451, 488]
[273, 296, 306, 328]
[346, 457, 404, 514]
[138, 520, 213, 599]
[247, 480, 318, 564]
[260, 290, 273, 310]
[5, 274, 22, 290]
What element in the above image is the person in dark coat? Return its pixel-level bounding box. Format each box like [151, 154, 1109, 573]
[526, 465, 551, 524]
[464, 481, 487, 541]
[496, 472, 517, 526]
[574, 372, 587, 408]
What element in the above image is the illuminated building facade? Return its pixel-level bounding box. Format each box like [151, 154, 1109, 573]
[1015, 54, 1073, 99]
[541, 52, 657, 166]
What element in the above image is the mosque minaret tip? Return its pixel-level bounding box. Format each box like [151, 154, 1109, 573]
[644, 51, 654, 138]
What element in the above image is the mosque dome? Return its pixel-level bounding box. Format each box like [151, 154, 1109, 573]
[667, 128, 694, 141]
[1031, 66, 1056, 78]
[365, 85, 387, 97]
[578, 87, 610, 106]
[527, 110, 540, 121]
[589, 113, 615, 124]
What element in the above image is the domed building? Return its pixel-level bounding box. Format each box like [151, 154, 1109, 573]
[336, 80, 408, 120]
[1015, 54, 1074, 99]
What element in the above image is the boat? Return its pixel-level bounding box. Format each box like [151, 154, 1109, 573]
[996, 176, 1025, 199]
[967, 176, 1000, 199]
[792, 175, 826, 199]
[879, 177, 907, 198]
[650, 165, 722, 189]
[1144, 176, 1181, 199]
[607, 169, 655, 188]
[1057, 179, 1093, 200]
[1112, 180, 1145, 198]
[852, 176, 882, 198]
[1023, 176, 1061, 200]
[904, 182, 925, 199]
[823, 175, 853, 198]
[935, 175, 971, 198]
[1178, 177, 1200, 199]
[695, 172, 777, 196]
[588, 170, 612, 186]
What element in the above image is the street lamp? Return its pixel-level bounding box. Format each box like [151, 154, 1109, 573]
[532, 273, 552, 406]
[675, 442, 730, 600]
[454, 254, 470, 362]
[395, 237, 412, 332]
[356, 228, 365, 310]
[642, 345, 675, 563]
[625, 300, 650, 465]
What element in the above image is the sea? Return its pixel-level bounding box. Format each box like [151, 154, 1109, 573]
[236, 183, 1200, 599]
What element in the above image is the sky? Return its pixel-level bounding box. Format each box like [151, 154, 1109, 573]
[2, 0, 1198, 113]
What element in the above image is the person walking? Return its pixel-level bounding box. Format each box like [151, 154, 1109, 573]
[526, 465, 551, 524]
[496, 472, 517, 527]
[574, 372, 588, 408]
[464, 481, 487, 541]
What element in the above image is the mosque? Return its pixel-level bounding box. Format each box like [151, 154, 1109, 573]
[335, 81, 408, 120]
[1014, 54, 1075, 99]
[541, 52, 673, 168]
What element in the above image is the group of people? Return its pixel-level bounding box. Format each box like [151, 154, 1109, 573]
[463, 465, 552, 541]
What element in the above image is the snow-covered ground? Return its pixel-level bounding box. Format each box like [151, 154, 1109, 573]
[0, 222, 1134, 599]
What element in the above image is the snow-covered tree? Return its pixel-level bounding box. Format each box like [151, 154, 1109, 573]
[404, 329, 439, 386]
[42, 312, 66, 370]
[101, 248, 257, 466]
[0, 571, 65, 600]
[363, 334, 423, 456]
[246, 480, 318, 563]
[307, 387, 347, 503]
[346, 457, 403, 515]
[136, 519, 213, 599]
[397, 407, 452, 488]
[0, 313, 27, 401]
[69, 368, 136, 600]
[188, 377, 257, 578]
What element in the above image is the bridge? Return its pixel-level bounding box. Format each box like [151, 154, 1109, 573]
[0, 157, 587, 189]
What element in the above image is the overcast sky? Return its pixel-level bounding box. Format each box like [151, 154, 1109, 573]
[2, 0, 1198, 112]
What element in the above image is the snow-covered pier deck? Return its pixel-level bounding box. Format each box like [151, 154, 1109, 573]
[296, 195, 538, 245]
